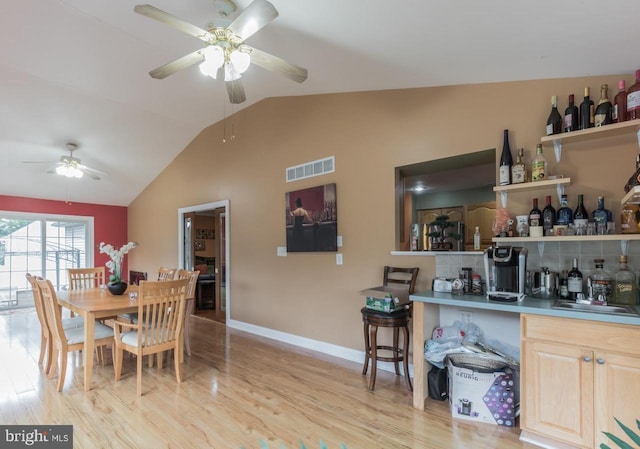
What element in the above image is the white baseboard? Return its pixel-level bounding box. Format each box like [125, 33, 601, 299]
[227, 319, 414, 377]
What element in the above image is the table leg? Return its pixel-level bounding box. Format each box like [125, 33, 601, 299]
[84, 312, 95, 392]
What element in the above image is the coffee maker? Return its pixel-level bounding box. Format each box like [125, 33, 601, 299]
[483, 246, 528, 302]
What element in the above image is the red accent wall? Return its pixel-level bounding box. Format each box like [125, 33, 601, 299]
[0, 195, 129, 277]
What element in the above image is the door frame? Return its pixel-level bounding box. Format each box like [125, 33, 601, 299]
[177, 200, 230, 323]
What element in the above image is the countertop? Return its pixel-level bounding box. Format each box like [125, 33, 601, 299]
[410, 291, 640, 326]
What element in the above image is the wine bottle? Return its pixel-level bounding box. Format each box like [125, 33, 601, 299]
[542, 195, 556, 235]
[498, 129, 513, 186]
[567, 258, 583, 301]
[579, 87, 595, 129]
[531, 144, 547, 182]
[594, 84, 613, 127]
[556, 194, 573, 226]
[573, 194, 589, 229]
[624, 153, 640, 193]
[511, 147, 526, 184]
[626, 69, 640, 121]
[559, 270, 569, 299]
[528, 198, 542, 228]
[564, 94, 579, 132]
[613, 80, 627, 123]
[546, 95, 562, 135]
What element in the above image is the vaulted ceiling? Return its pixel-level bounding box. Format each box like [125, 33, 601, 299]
[2, 0, 638, 206]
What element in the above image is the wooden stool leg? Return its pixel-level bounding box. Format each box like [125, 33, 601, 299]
[368, 324, 378, 391]
[402, 324, 413, 392]
[392, 327, 400, 375]
[361, 320, 370, 375]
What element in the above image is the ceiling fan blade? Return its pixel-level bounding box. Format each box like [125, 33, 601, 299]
[134, 4, 213, 42]
[227, 0, 278, 42]
[226, 79, 246, 104]
[149, 49, 205, 79]
[247, 47, 307, 83]
[78, 164, 109, 178]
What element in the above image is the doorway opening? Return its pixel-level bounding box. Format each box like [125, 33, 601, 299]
[178, 200, 229, 325]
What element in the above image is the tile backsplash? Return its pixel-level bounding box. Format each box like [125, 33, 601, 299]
[435, 241, 640, 281]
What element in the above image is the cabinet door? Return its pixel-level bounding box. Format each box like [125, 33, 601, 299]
[594, 351, 640, 448]
[464, 202, 496, 250]
[522, 340, 594, 448]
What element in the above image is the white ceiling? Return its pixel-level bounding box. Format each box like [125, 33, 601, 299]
[2, 0, 639, 206]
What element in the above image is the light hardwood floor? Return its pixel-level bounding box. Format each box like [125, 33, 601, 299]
[0, 309, 539, 449]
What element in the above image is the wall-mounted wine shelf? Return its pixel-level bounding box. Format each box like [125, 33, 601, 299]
[541, 118, 640, 162]
[493, 177, 571, 207]
[621, 185, 640, 206]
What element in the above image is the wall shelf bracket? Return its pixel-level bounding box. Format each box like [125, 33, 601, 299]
[553, 139, 562, 162]
[621, 239, 629, 256]
[500, 191, 508, 208]
[537, 241, 545, 258]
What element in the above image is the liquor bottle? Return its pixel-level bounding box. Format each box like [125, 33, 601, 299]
[511, 148, 527, 184]
[559, 270, 569, 299]
[612, 255, 638, 305]
[573, 194, 589, 229]
[542, 195, 556, 235]
[591, 259, 613, 303]
[498, 129, 513, 186]
[579, 86, 595, 129]
[528, 198, 542, 228]
[567, 258, 583, 300]
[613, 80, 627, 123]
[473, 226, 481, 250]
[546, 95, 562, 135]
[594, 84, 613, 127]
[556, 194, 573, 225]
[626, 69, 640, 121]
[591, 196, 612, 224]
[531, 144, 547, 181]
[564, 94, 579, 132]
[624, 153, 640, 193]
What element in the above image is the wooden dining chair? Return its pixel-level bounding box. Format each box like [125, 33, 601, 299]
[113, 278, 188, 396]
[36, 279, 115, 392]
[67, 267, 106, 318]
[26, 274, 86, 374]
[175, 269, 199, 359]
[68, 267, 105, 289]
[157, 267, 177, 281]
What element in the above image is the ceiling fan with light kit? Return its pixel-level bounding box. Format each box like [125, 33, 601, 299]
[134, 0, 308, 104]
[21, 143, 108, 180]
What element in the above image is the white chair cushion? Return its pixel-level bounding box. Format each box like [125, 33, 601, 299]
[61, 316, 84, 330]
[120, 328, 176, 347]
[64, 322, 114, 345]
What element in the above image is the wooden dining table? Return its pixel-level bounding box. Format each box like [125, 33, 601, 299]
[56, 286, 138, 392]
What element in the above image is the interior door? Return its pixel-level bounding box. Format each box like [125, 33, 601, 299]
[183, 212, 196, 270]
[216, 208, 226, 312]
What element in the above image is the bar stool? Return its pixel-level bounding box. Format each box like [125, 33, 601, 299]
[361, 266, 419, 392]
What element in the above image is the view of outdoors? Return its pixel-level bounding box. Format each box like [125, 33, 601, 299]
[0, 216, 90, 310]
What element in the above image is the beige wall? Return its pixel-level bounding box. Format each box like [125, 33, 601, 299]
[127, 73, 637, 352]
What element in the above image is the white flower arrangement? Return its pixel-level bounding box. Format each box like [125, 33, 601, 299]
[98, 241, 138, 284]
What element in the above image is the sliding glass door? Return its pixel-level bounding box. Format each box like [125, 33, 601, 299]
[0, 213, 93, 310]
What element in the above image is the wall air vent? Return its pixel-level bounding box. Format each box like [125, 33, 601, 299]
[286, 156, 335, 182]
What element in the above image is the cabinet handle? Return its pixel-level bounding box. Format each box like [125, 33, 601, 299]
[583, 356, 592, 363]
[596, 358, 605, 365]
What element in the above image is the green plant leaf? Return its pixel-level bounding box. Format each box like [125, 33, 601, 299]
[614, 418, 640, 446]
[602, 431, 635, 449]
[600, 444, 612, 449]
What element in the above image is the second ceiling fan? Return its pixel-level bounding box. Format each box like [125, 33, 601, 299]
[135, 0, 308, 104]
